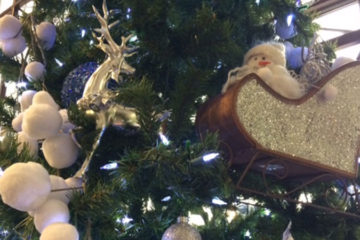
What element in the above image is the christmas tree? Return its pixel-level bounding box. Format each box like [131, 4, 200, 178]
[0, 0, 359, 239]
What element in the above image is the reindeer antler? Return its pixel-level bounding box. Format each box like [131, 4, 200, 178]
[79, 0, 136, 108]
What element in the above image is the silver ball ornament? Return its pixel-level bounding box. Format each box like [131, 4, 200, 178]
[161, 217, 202, 240]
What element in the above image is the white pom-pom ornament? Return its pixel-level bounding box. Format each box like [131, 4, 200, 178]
[49, 175, 70, 203]
[17, 131, 38, 156]
[0, 162, 50, 211]
[34, 199, 70, 233]
[36, 22, 56, 50]
[64, 177, 83, 198]
[12, 112, 23, 132]
[22, 104, 63, 140]
[32, 91, 59, 109]
[1, 35, 26, 57]
[43, 133, 79, 169]
[0, 15, 22, 41]
[20, 90, 37, 112]
[25, 61, 45, 81]
[59, 109, 75, 133]
[40, 223, 79, 240]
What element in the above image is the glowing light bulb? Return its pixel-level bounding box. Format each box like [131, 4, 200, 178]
[161, 196, 171, 202]
[212, 197, 227, 205]
[55, 58, 64, 67]
[202, 152, 219, 162]
[159, 132, 170, 146]
[287, 14, 294, 26]
[245, 230, 251, 237]
[100, 162, 118, 170]
[81, 29, 86, 38]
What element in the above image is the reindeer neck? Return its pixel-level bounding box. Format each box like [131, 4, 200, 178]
[82, 58, 113, 98]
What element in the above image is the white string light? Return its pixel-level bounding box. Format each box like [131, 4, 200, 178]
[100, 162, 118, 170]
[161, 196, 171, 202]
[54, 58, 64, 67]
[159, 132, 170, 146]
[211, 197, 227, 205]
[202, 152, 219, 162]
[287, 14, 294, 26]
[81, 29, 86, 38]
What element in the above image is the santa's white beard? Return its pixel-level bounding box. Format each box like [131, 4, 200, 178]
[256, 65, 303, 99]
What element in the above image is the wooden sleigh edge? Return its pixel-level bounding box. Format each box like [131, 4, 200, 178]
[195, 61, 360, 180]
[227, 61, 360, 105]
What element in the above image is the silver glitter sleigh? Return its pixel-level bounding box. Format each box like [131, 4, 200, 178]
[196, 61, 360, 180]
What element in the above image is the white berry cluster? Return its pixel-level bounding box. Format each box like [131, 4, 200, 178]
[1, 90, 81, 240]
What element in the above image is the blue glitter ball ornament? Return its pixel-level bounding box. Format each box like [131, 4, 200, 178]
[61, 62, 98, 107]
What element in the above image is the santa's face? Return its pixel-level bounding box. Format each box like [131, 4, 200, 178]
[247, 54, 272, 69]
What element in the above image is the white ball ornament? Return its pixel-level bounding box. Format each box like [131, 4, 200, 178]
[17, 131, 38, 156]
[0, 15, 22, 41]
[42, 133, 79, 169]
[32, 91, 59, 109]
[1, 35, 26, 57]
[22, 104, 62, 140]
[49, 175, 70, 204]
[64, 177, 83, 198]
[40, 223, 79, 240]
[12, 112, 24, 132]
[34, 199, 70, 233]
[20, 90, 37, 112]
[0, 162, 51, 211]
[32, 90, 59, 109]
[25, 61, 45, 82]
[36, 22, 56, 50]
[59, 109, 75, 133]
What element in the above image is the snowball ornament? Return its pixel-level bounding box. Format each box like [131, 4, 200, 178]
[64, 177, 83, 198]
[17, 131, 38, 156]
[20, 90, 37, 111]
[0, 162, 51, 211]
[59, 109, 75, 133]
[25, 61, 45, 82]
[49, 175, 70, 203]
[40, 223, 79, 240]
[1, 35, 26, 57]
[36, 22, 56, 50]
[0, 15, 22, 41]
[43, 133, 79, 169]
[34, 199, 70, 233]
[12, 112, 23, 132]
[22, 104, 63, 140]
[32, 91, 59, 109]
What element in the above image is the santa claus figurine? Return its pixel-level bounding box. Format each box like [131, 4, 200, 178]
[222, 42, 304, 99]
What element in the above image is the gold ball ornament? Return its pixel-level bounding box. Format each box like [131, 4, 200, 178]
[161, 217, 202, 240]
